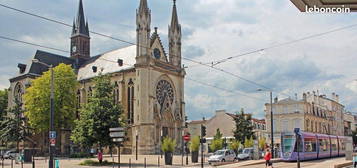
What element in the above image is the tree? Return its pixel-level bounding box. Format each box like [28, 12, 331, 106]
[71, 74, 125, 149]
[233, 108, 254, 145]
[0, 89, 8, 121]
[258, 137, 266, 150]
[209, 128, 223, 152]
[244, 136, 254, 148]
[24, 63, 78, 132]
[228, 139, 241, 155]
[0, 100, 32, 151]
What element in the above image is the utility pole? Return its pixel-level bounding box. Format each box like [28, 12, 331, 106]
[49, 66, 54, 168]
[270, 91, 274, 158]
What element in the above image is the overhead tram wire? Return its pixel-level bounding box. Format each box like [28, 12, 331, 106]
[208, 23, 357, 67]
[0, 35, 266, 101]
[0, 3, 289, 98]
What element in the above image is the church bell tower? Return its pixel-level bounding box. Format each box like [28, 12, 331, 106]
[71, 0, 90, 66]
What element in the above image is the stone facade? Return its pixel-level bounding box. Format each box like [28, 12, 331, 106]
[7, 0, 185, 155]
[265, 91, 345, 147]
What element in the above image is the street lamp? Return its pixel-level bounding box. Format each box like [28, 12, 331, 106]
[257, 89, 274, 158]
[32, 59, 55, 168]
[135, 129, 138, 160]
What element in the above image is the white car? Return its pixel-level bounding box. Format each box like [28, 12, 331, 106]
[3, 150, 19, 160]
[208, 149, 236, 163]
[237, 148, 253, 160]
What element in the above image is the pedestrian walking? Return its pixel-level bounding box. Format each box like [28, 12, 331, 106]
[98, 150, 103, 164]
[264, 148, 272, 168]
[353, 153, 357, 168]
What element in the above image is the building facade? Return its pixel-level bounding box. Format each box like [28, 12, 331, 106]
[265, 91, 345, 147]
[8, 0, 185, 155]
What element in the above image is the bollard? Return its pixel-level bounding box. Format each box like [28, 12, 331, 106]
[55, 159, 59, 168]
[144, 158, 146, 168]
[129, 158, 131, 168]
[11, 159, 13, 168]
[158, 156, 160, 167]
[32, 159, 35, 168]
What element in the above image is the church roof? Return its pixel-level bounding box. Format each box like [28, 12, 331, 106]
[10, 50, 75, 82]
[77, 45, 136, 81]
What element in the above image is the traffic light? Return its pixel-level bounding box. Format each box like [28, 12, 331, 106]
[201, 125, 206, 137]
[185, 116, 188, 128]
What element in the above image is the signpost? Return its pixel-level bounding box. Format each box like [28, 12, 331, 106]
[294, 128, 301, 168]
[183, 134, 190, 165]
[109, 127, 126, 168]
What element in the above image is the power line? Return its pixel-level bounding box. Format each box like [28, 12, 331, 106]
[209, 23, 357, 66]
[0, 35, 69, 53]
[0, 33, 268, 102]
[0, 2, 288, 97]
[186, 77, 265, 101]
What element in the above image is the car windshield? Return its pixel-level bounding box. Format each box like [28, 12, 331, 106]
[243, 149, 250, 154]
[214, 150, 225, 155]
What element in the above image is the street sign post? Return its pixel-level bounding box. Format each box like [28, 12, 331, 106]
[109, 127, 126, 168]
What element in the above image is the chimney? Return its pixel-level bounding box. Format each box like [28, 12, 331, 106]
[336, 94, 339, 103]
[274, 97, 278, 103]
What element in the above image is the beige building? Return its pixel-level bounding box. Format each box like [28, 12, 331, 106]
[187, 120, 207, 138]
[265, 91, 345, 147]
[344, 112, 356, 136]
[8, 0, 185, 155]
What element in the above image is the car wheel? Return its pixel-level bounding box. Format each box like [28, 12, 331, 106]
[221, 159, 225, 162]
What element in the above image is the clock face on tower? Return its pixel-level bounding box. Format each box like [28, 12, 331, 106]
[156, 80, 174, 112]
[72, 46, 77, 52]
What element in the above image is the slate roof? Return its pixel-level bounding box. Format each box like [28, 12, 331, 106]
[77, 45, 136, 81]
[10, 50, 75, 82]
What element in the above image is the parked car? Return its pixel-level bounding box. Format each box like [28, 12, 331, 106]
[237, 148, 254, 160]
[3, 149, 19, 159]
[208, 149, 236, 163]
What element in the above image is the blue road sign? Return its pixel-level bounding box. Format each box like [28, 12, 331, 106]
[49, 131, 56, 139]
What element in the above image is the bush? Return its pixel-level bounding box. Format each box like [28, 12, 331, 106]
[209, 139, 223, 152]
[79, 160, 111, 166]
[70, 152, 93, 158]
[190, 136, 200, 152]
[161, 137, 176, 153]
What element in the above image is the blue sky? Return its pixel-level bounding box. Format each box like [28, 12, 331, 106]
[1, 0, 357, 120]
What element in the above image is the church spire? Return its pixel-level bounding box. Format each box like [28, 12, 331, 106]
[72, 0, 89, 36]
[169, 0, 182, 67]
[136, 0, 151, 64]
[71, 0, 90, 62]
[170, 0, 179, 30]
[139, 0, 149, 14]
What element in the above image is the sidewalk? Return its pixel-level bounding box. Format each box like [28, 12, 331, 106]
[216, 158, 281, 168]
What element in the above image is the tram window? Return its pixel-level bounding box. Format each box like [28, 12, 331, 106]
[304, 138, 317, 152]
[331, 139, 338, 151]
[294, 139, 303, 152]
[319, 139, 330, 152]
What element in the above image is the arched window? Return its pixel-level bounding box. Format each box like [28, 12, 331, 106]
[113, 82, 119, 104]
[127, 79, 134, 124]
[14, 83, 24, 104]
[306, 119, 310, 131]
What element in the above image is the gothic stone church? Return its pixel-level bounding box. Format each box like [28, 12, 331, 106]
[8, 0, 185, 154]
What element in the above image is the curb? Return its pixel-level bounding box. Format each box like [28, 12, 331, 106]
[334, 161, 352, 168]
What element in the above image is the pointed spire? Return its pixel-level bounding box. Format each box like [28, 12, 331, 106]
[72, 19, 76, 35]
[73, 0, 89, 36]
[85, 20, 89, 34]
[170, 0, 179, 30]
[139, 0, 149, 14]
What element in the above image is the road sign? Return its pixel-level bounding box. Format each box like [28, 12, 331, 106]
[183, 134, 190, 141]
[50, 138, 56, 146]
[49, 131, 56, 139]
[110, 132, 125, 138]
[109, 127, 125, 132]
[112, 138, 124, 142]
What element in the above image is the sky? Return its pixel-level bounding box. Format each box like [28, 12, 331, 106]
[0, 0, 357, 120]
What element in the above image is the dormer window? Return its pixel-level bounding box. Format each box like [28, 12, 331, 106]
[17, 63, 26, 74]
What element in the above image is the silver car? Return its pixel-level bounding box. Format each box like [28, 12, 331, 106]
[237, 148, 254, 160]
[208, 149, 236, 163]
[3, 150, 18, 159]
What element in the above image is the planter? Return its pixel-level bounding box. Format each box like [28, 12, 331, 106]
[164, 152, 173, 165]
[191, 151, 199, 163]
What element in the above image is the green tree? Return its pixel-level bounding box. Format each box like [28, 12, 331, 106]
[233, 108, 254, 145]
[228, 139, 241, 155]
[0, 89, 8, 121]
[189, 136, 200, 152]
[24, 63, 78, 132]
[209, 128, 223, 152]
[258, 137, 266, 150]
[244, 136, 254, 148]
[71, 74, 125, 149]
[0, 100, 32, 151]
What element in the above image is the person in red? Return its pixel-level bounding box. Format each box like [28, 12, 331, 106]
[264, 148, 272, 168]
[97, 150, 103, 164]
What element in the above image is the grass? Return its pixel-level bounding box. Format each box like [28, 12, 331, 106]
[79, 160, 114, 166]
